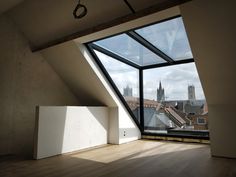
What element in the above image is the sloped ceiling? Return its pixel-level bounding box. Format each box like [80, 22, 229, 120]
[6, 0, 179, 49]
[128, 0, 166, 11]
[7, 0, 127, 48]
[0, 0, 24, 15]
[41, 41, 117, 107]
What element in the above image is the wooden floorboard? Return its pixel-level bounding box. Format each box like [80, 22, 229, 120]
[0, 140, 236, 177]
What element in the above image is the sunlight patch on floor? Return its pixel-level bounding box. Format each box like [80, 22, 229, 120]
[68, 140, 207, 163]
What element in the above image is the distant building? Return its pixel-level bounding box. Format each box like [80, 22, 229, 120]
[165, 99, 205, 115]
[157, 81, 165, 102]
[123, 85, 133, 97]
[188, 85, 196, 100]
[184, 101, 204, 115]
[188, 113, 208, 130]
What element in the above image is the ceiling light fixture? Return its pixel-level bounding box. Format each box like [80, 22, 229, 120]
[73, 0, 87, 19]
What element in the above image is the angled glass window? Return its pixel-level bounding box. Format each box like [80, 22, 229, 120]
[93, 50, 140, 122]
[94, 34, 167, 66]
[136, 17, 193, 61]
[86, 15, 209, 139]
[143, 63, 208, 134]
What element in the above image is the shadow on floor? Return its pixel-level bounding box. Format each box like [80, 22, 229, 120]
[0, 141, 236, 177]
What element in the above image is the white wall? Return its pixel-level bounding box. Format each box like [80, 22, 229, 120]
[108, 107, 119, 144]
[41, 41, 116, 106]
[180, 0, 236, 158]
[34, 106, 108, 159]
[118, 108, 142, 144]
[41, 41, 141, 145]
[79, 44, 141, 144]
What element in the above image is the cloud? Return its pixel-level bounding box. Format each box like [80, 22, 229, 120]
[95, 50, 206, 101]
[143, 63, 205, 100]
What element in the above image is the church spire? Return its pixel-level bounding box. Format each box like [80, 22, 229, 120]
[159, 81, 162, 90]
[157, 81, 165, 102]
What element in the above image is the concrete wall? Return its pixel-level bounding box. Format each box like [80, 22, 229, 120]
[0, 15, 79, 157]
[34, 106, 108, 159]
[180, 0, 236, 158]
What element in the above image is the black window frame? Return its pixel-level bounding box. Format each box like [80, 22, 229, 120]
[85, 15, 209, 140]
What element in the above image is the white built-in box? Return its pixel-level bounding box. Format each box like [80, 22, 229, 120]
[34, 106, 108, 159]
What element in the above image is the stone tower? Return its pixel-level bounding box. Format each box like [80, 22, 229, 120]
[188, 85, 196, 100]
[123, 85, 133, 97]
[157, 81, 165, 102]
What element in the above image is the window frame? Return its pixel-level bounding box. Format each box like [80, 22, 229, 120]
[86, 15, 209, 140]
[197, 117, 207, 125]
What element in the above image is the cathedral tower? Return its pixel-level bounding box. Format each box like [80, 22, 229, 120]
[123, 85, 133, 97]
[188, 85, 196, 100]
[157, 81, 165, 102]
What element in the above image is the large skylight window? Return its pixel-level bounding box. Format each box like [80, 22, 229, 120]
[95, 34, 167, 66]
[136, 17, 193, 60]
[143, 63, 205, 101]
[87, 16, 208, 138]
[143, 63, 207, 134]
[94, 50, 140, 123]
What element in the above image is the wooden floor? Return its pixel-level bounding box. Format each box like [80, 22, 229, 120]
[1, 140, 236, 177]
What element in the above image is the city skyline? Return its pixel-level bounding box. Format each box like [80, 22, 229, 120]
[143, 63, 206, 101]
[96, 51, 206, 101]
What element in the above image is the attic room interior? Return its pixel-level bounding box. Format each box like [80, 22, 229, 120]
[0, 0, 236, 176]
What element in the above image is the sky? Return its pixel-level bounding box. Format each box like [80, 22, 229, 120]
[93, 16, 206, 101]
[95, 51, 206, 101]
[143, 63, 206, 101]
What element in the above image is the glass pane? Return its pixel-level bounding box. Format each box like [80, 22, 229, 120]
[94, 34, 166, 66]
[94, 50, 140, 122]
[143, 63, 208, 134]
[136, 17, 193, 61]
